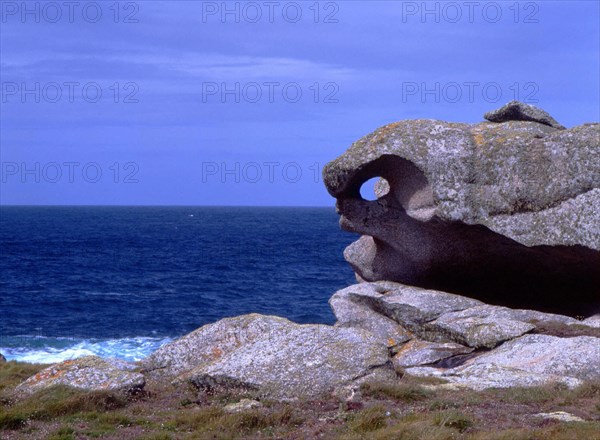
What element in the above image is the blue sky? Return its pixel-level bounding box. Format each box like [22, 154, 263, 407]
[1, 0, 598, 206]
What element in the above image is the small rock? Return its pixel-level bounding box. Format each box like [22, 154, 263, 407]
[484, 100, 566, 129]
[223, 399, 262, 413]
[534, 411, 585, 423]
[16, 356, 145, 395]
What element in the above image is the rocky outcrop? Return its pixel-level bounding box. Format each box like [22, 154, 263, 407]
[15, 356, 145, 395]
[0, 352, 6, 363]
[323, 102, 600, 317]
[330, 281, 600, 390]
[483, 100, 566, 129]
[141, 313, 393, 399]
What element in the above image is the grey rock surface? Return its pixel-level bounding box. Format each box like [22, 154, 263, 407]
[323, 103, 600, 317]
[16, 356, 144, 395]
[141, 314, 293, 378]
[329, 283, 411, 348]
[406, 334, 600, 390]
[144, 313, 393, 399]
[484, 100, 566, 129]
[581, 315, 600, 328]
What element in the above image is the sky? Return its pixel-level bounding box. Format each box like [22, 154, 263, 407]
[0, 0, 598, 206]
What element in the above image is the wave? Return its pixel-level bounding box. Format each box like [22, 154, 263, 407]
[0, 335, 172, 364]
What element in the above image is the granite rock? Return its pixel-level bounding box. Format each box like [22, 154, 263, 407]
[16, 356, 144, 395]
[483, 100, 566, 129]
[323, 103, 600, 317]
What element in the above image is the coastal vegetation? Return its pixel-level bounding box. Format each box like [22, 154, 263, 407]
[1, 360, 598, 440]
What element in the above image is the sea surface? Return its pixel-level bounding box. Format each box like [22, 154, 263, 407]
[0, 206, 358, 363]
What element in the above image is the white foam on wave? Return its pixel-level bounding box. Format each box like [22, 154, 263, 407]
[0, 336, 173, 363]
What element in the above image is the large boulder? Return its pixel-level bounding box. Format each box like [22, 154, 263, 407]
[323, 103, 600, 317]
[15, 356, 144, 395]
[142, 314, 393, 399]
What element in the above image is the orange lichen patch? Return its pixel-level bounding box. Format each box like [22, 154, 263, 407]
[371, 122, 403, 145]
[211, 347, 224, 360]
[387, 338, 396, 347]
[473, 133, 485, 147]
[30, 367, 67, 384]
[393, 340, 417, 358]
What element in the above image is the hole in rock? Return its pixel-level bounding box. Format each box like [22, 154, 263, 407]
[359, 177, 388, 201]
[338, 155, 600, 318]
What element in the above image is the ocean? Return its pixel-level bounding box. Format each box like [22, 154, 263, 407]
[0, 206, 357, 363]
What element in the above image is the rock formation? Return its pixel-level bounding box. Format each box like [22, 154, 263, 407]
[15, 356, 145, 395]
[141, 314, 393, 399]
[10, 102, 600, 402]
[330, 281, 600, 389]
[323, 102, 600, 317]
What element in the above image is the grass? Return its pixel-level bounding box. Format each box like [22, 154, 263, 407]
[1, 361, 599, 439]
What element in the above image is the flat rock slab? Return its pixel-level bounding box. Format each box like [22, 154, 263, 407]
[333, 282, 482, 333]
[392, 340, 473, 369]
[405, 334, 600, 390]
[428, 305, 556, 348]
[16, 356, 144, 395]
[484, 100, 566, 129]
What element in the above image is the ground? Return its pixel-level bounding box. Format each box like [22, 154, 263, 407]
[1, 361, 599, 440]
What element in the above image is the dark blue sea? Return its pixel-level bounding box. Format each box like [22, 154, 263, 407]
[0, 206, 357, 363]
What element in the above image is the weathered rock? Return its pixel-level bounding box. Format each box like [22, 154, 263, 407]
[426, 304, 576, 348]
[329, 283, 411, 348]
[16, 356, 144, 395]
[323, 103, 600, 317]
[144, 314, 393, 399]
[405, 334, 600, 390]
[406, 364, 582, 390]
[484, 100, 566, 129]
[141, 314, 294, 378]
[331, 281, 482, 336]
[392, 340, 473, 369]
[0, 352, 6, 363]
[428, 315, 534, 349]
[425, 304, 582, 348]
